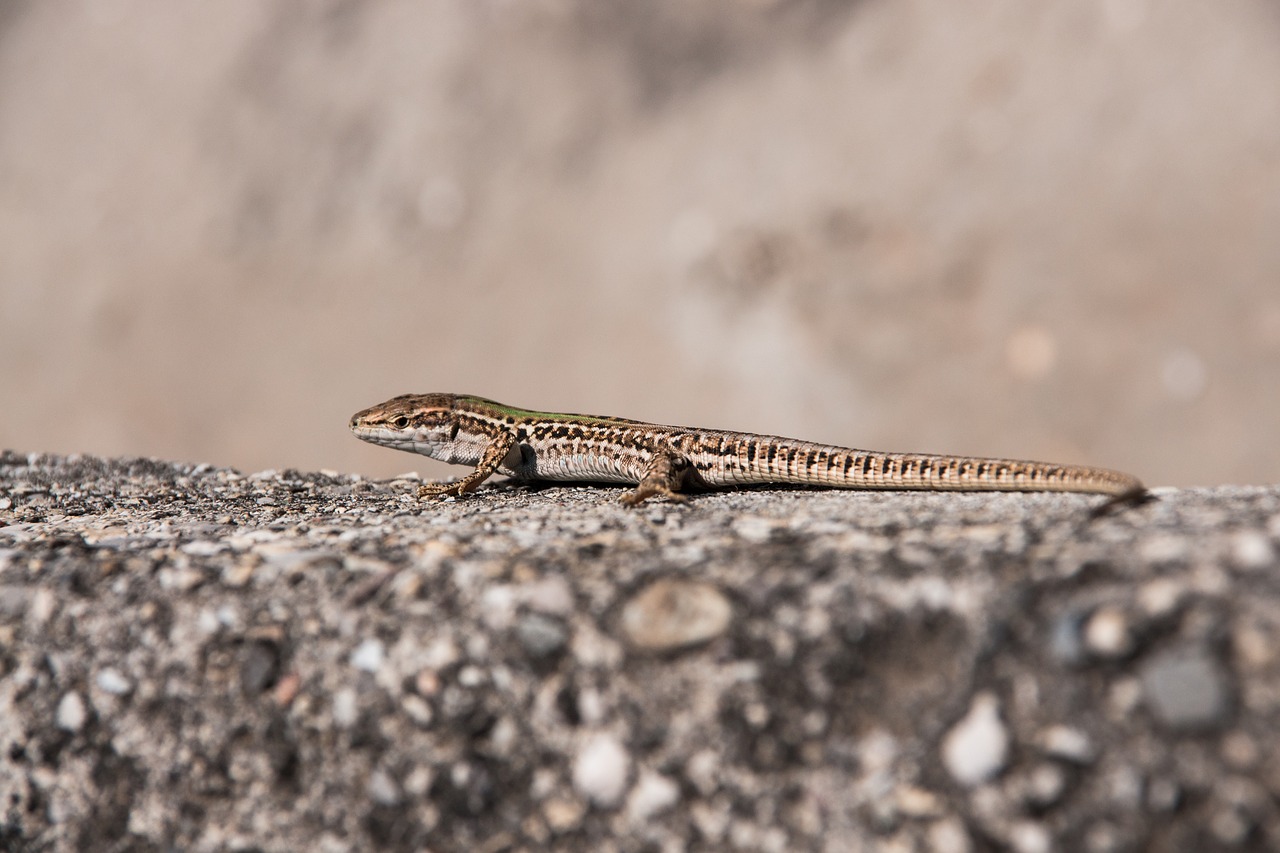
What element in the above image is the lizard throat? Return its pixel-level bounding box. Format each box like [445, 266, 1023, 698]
[352, 426, 489, 466]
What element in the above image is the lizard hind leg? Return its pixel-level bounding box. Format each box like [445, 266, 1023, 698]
[620, 452, 692, 507]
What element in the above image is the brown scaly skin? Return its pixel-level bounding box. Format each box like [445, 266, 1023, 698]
[349, 393, 1147, 507]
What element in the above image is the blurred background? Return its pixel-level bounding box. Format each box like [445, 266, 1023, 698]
[2, 0, 1279, 487]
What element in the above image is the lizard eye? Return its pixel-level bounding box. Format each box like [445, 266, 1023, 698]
[392, 416, 410, 429]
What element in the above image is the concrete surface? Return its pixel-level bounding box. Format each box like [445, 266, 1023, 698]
[2, 450, 1278, 851]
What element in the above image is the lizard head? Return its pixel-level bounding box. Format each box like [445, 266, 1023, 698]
[349, 393, 462, 456]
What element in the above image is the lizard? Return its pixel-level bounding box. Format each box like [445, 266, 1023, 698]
[349, 393, 1146, 507]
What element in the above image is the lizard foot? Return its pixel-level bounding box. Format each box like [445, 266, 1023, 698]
[418, 482, 463, 499]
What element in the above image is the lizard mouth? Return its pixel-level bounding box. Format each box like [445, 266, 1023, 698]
[351, 424, 436, 455]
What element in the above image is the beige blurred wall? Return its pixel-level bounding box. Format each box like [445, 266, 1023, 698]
[2, 0, 1279, 486]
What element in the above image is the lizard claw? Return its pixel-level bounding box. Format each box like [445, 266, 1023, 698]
[418, 482, 460, 499]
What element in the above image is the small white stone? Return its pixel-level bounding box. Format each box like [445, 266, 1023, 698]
[30, 588, 56, 625]
[367, 769, 400, 806]
[626, 770, 679, 822]
[1221, 731, 1259, 769]
[56, 691, 87, 732]
[731, 516, 777, 544]
[198, 609, 221, 634]
[1139, 535, 1189, 565]
[401, 695, 434, 728]
[180, 540, 222, 557]
[1039, 725, 1095, 764]
[160, 566, 205, 592]
[895, 786, 944, 817]
[95, 668, 132, 696]
[523, 576, 575, 616]
[1084, 607, 1132, 658]
[573, 734, 631, 807]
[489, 716, 518, 757]
[480, 585, 517, 630]
[690, 800, 729, 842]
[543, 796, 586, 832]
[1137, 579, 1183, 617]
[422, 637, 459, 670]
[576, 687, 606, 727]
[222, 562, 255, 588]
[928, 817, 973, 853]
[403, 766, 433, 797]
[457, 665, 485, 688]
[1229, 531, 1274, 570]
[1025, 763, 1066, 806]
[332, 688, 358, 728]
[1211, 807, 1250, 845]
[1008, 821, 1050, 853]
[350, 639, 385, 673]
[685, 749, 722, 795]
[942, 693, 1009, 786]
[217, 605, 240, 628]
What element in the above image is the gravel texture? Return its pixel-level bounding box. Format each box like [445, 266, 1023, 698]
[2, 451, 1279, 851]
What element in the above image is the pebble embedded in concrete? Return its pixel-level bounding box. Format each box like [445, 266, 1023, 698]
[1229, 530, 1274, 570]
[572, 734, 631, 807]
[620, 578, 732, 652]
[332, 687, 359, 729]
[1038, 725, 1095, 764]
[515, 612, 568, 659]
[350, 638, 385, 673]
[1084, 606, 1133, 658]
[626, 770, 680, 822]
[366, 769, 400, 806]
[942, 692, 1009, 786]
[55, 691, 87, 732]
[1140, 648, 1230, 731]
[95, 668, 132, 696]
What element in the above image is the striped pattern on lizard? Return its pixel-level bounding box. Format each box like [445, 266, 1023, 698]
[349, 393, 1146, 507]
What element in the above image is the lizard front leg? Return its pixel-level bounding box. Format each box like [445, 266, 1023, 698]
[620, 451, 693, 506]
[419, 431, 517, 499]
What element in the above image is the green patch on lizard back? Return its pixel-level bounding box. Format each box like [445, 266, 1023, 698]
[457, 396, 645, 426]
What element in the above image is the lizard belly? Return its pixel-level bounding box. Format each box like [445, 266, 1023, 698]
[522, 444, 645, 484]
